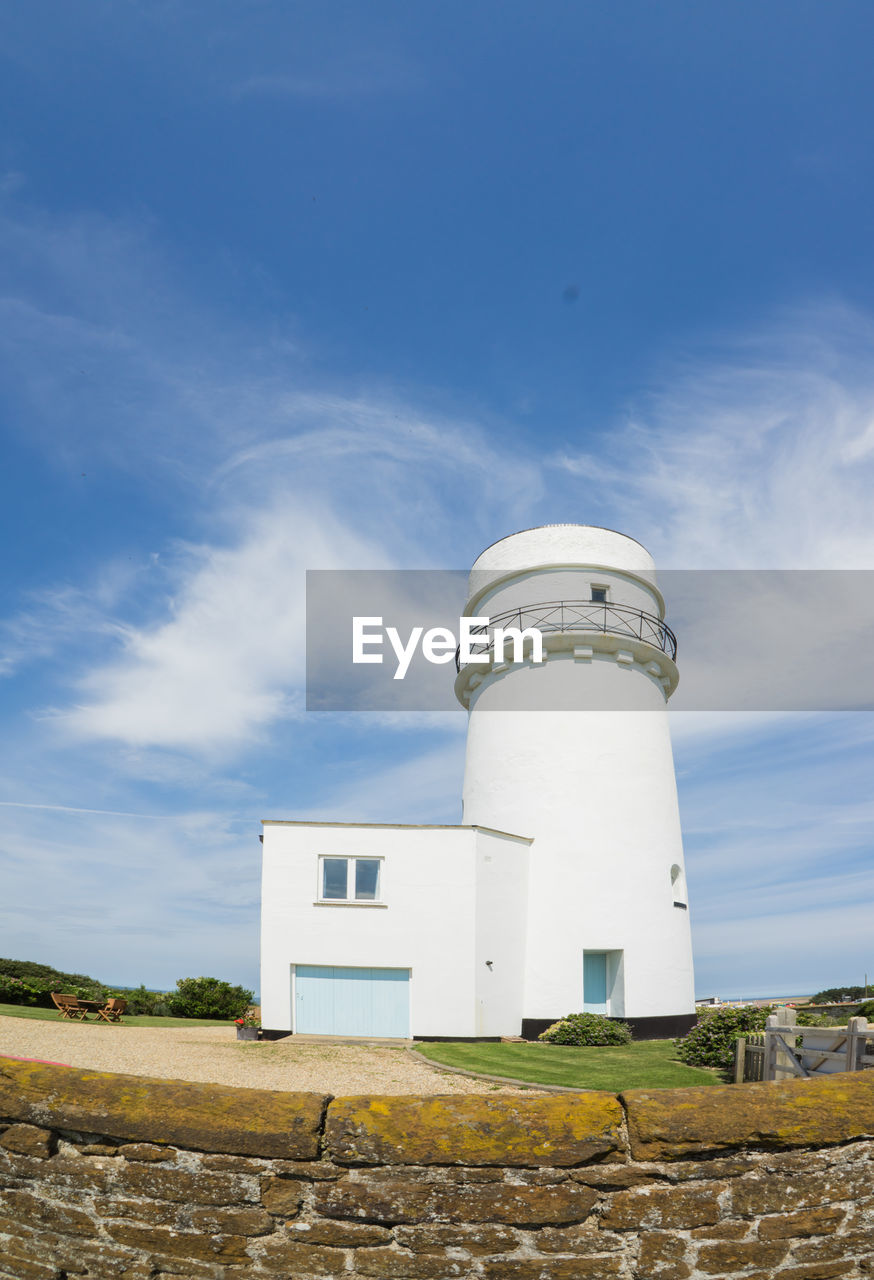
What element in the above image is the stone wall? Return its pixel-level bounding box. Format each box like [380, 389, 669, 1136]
[1, 1055, 874, 1278]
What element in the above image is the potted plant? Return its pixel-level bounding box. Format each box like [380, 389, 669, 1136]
[234, 1010, 260, 1041]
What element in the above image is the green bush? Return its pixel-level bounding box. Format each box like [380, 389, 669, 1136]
[107, 985, 173, 1017]
[538, 1013, 632, 1046]
[851, 1000, 874, 1021]
[675, 1005, 774, 1070]
[167, 976, 254, 1020]
[0, 974, 41, 1006]
[0, 957, 103, 989]
[0, 958, 106, 1006]
[0, 973, 108, 1009]
[794, 1009, 842, 1027]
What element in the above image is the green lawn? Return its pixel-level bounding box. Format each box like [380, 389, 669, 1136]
[0, 1003, 233, 1028]
[415, 1039, 722, 1091]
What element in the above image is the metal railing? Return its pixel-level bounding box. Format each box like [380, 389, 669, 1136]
[455, 599, 677, 671]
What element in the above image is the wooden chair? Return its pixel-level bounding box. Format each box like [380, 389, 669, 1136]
[51, 993, 88, 1020]
[96, 997, 127, 1023]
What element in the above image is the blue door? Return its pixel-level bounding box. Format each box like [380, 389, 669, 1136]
[583, 952, 608, 1014]
[295, 965, 410, 1037]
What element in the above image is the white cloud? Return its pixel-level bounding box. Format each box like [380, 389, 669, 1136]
[50, 505, 387, 753]
[551, 302, 874, 570]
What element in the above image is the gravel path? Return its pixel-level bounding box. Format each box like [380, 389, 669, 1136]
[0, 1017, 539, 1096]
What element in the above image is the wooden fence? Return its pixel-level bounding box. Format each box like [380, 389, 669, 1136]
[734, 1010, 874, 1083]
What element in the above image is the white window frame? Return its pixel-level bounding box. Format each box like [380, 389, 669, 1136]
[316, 855, 385, 906]
[590, 583, 610, 603]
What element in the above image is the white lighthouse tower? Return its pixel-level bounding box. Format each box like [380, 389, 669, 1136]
[260, 521, 695, 1041]
[454, 524, 695, 1037]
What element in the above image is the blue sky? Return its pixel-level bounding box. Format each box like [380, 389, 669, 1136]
[2, 1, 874, 1001]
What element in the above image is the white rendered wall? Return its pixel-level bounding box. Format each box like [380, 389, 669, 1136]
[458, 525, 695, 1023]
[260, 822, 529, 1037]
[473, 829, 530, 1036]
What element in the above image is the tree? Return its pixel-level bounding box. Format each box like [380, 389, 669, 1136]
[167, 976, 254, 1020]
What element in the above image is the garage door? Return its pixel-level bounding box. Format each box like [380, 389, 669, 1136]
[294, 965, 410, 1037]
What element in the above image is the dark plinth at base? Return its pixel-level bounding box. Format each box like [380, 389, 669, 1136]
[260, 1028, 292, 1041]
[521, 1012, 698, 1042]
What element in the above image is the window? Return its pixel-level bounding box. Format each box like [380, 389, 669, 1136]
[591, 585, 608, 603]
[320, 857, 381, 902]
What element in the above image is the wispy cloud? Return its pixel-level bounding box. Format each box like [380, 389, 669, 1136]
[232, 53, 422, 101]
[0, 800, 259, 988]
[551, 302, 874, 569]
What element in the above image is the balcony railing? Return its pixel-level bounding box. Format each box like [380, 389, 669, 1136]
[455, 599, 677, 672]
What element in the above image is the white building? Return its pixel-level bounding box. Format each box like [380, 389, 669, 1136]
[261, 525, 696, 1040]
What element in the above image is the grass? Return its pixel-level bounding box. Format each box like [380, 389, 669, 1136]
[0, 1002, 234, 1028]
[415, 1039, 722, 1091]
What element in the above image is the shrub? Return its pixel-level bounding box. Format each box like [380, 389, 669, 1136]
[0, 958, 104, 992]
[675, 1005, 773, 1070]
[167, 976, 254, 1020]
[108, 985, 173, 1017]
[0, 974, 41, 1006]
[794, 1009, 842, 1027]
[0, 958, 106, 1006]
[538, 1013, 632, 1046]
[851, 999, 874, 1021]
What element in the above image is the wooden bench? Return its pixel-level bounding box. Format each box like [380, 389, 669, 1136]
[50, 993, 89, 1020]
[96, 998, 127, 1023]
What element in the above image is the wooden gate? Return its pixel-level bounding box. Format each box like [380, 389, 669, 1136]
[734, 1010, 874, 1083]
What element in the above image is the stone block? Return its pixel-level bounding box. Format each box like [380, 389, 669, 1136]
[696, 1240, 789, 1273]
[352, 1248, 467, 1278]
[314, 1176, 599, 1226]
[118, 1142, 174, 1161]
[116, 1161, 256, 1205]
[0, 1123, 55, 1159]
[0, 1187, 97, 1237]
[1, 1150, 112, 1191]
[688, 1220, 751, 1239]
[255, 1239, 347, 1273]
[260, 1176, 305, 1215]
[285, 1219, 393, 1246]
[600, 1181, 724, 1230]
[271, 1159, 343, 1180]
[624, 1073, 874, 1161]
[635, 1232, 691, 1280]
[187, 1205, 275, 1235]
[325, 1093, 623, 1166]
[732, 1168, 867, 1216]
[757, 1205, 846, 1239]
[200, 1154, 269, 1173]
[394, 1223, 518, 1254]
[535, 1224, 624, 1254]
[790, 1231, 874, 1263]
[570, 1164, 662, 1189]
[93, 1196, 178, 1226]
[105, 1222, 251, 1263]
[0, 1055, 327, 1159]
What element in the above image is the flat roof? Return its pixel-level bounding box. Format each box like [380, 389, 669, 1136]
[261, 819, 533, 843]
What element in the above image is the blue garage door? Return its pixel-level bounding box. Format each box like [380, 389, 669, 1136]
[295, 965, 410, 1037]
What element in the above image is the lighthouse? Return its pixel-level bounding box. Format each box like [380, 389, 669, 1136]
[260, 522, 695, 1040]
[454, 524, 695, 1036]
